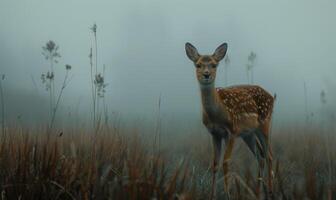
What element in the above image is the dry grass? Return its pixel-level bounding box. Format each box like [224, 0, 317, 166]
[0, 125, 335, 199]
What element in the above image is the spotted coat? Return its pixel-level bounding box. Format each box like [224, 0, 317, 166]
[216, 85, 275, 131]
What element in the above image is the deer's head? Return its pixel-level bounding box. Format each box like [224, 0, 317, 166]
[185, 43, 227, 85]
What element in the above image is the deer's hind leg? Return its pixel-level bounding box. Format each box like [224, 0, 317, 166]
[241, 130, 268, 199]
[260, 121, 274, 199]
[255, 129, 270, 199]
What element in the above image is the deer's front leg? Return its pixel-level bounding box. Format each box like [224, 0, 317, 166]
[210, 134, 222, 200]
[223, 135, 235, 199]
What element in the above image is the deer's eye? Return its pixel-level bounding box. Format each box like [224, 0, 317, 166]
[196, 64, 201, 68]
[211, 64, 217, 68]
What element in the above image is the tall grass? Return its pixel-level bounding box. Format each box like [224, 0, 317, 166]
[0, 125, 334, 199]
[0, 127, 194, 200]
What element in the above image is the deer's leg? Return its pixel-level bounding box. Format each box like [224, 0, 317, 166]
[223, 136, 235, 197]
[260, 122, 274, 199]
[241, 130, 267, 199]
[267, 144, 274, 199]
[241, 131, 257, 156]
[262, 135, 274, 199]
[255, 129, 271, 200]
[256, 151, 266, 200]
[241, 132, 261, 197]
[210, 134, 222, 200]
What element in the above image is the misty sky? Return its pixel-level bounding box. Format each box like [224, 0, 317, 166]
[1, 0, 336, 126]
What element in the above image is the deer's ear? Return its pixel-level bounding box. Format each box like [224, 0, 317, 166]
[212, 43, 228, 62]
[185, 42, 200, 62]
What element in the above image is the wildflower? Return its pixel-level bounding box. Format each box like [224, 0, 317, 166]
[42, 40, 61, 61]
[65, 64, 72, 70]
[41, 74, 46, 83]
[40, 73, 51, 91]
[45, 40, 56, 52]
[247, 52, 256, 71]
[320, 90, 327, 104]
[46, 71, 54, 80]
[248, 52, 256, 62]
[90, 23, 97, 34]
[95, 73, 107, 98]
[95, 74, 104, 85]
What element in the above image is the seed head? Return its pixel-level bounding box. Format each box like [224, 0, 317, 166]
[95, 74, 104, 85]
[90, 23, 97, 34]
[65, 64, 72, 70]
[41, 73, 46, 83]
[46, 71, 54, 80]
[42, 40, 61, 61]
[95, 73, 107, 98]
[320, 90, 327, 104]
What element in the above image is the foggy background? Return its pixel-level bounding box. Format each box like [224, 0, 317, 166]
[0, 0, 335, 129]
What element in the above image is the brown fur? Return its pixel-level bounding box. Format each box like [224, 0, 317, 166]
[216, 85, 275, 134]
[185, 42, 275, 199]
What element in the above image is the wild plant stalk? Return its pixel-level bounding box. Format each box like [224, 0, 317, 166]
[89, 23, 107, 133]
[93, 23, 99, 131]
[0, 74, 5, 136]
[96, 65, 108, 129]
[95, 72, 107, 132]
[30, 74, 39, 94]
[89, 47, 96, 128]
[50, 55, 55, 109]
[246, 51, 256, 84]
[303, 81, 309, 124]
[42, 40, 61, 123]
[102, 65, 109, 128]
[153, 94, 162, 154]
[41, 41, 72, 133]
[94, 27, 98, 130]
[49, 65, 72, 130]
[49, 78, 53, 119]
[246, 68, 250, 84]
[90, 23, 98, 131]
[320, 90, 333, 200]
[72, 97, 82, 131]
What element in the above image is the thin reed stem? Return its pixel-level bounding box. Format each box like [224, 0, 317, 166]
[89, 47, 96, 128]
[153, 94, 162, 154]
[49, 69, 71, 131]
[0, 77, 5, 136]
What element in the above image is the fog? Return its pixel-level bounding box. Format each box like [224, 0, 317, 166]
[1, 0, 336, 128]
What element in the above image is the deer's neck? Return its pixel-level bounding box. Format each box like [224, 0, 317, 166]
[200, 83, 223, 118]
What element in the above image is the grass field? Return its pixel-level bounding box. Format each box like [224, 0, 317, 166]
[0, 124, 335, 200]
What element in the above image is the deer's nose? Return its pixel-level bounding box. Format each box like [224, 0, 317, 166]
[203, 68, 210, 75]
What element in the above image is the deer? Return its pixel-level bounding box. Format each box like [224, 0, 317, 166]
[185, 42, 275, 200]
